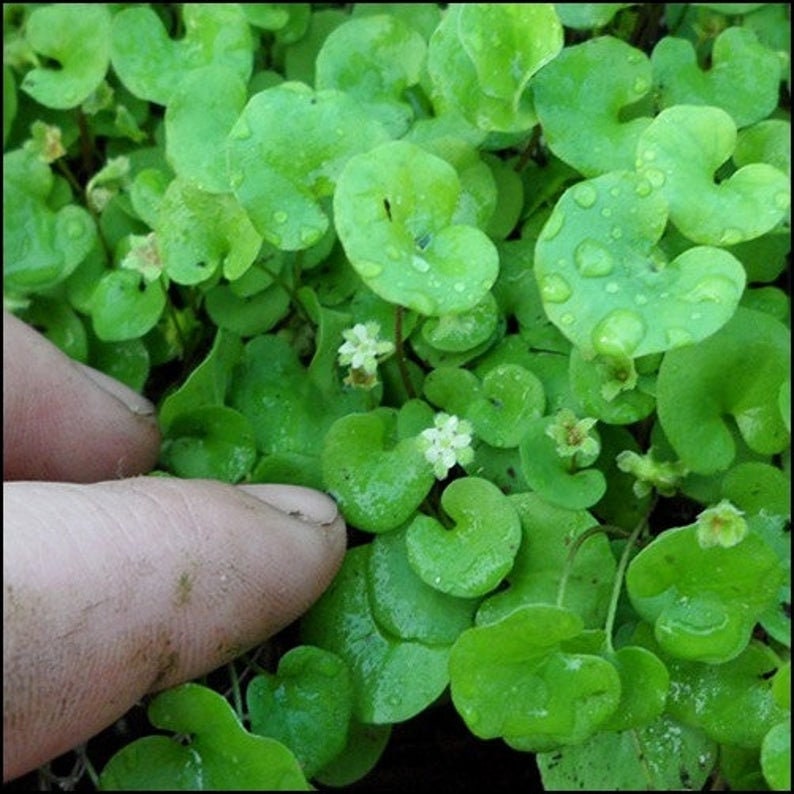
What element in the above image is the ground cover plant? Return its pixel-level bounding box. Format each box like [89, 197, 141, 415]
[2, 2, 791, 790]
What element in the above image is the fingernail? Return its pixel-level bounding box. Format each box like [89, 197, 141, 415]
[76, 363, 156, 416]
[239, 484, 339, 526]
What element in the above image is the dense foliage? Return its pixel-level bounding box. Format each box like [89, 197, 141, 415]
[3, 3, 790, 790]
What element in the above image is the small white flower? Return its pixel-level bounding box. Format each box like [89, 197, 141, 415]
[419, 412, 475, 479]
[337, 321, 394, 389]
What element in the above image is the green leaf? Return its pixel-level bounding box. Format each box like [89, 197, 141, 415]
[477, 492, 616, 629]
[157, 179, 262, 284]
[313, 720, 391, 788]
[762, 719, 791, 791]
[164, 66, 247, 193]
[427, 4, 563, 132]
[160, 405, 257, 483]
[227, 83, 389, 251]
[519, 415, 607, 510]
[247, 646, 353, 778]
[534, 170, 746, 359]
[651, 27, 782, 127]
[21, 4, 111, 109]
[3, 150, 96, 293]
[537, 713, 717, 790]
[405, 477, 522, 598]
[656, 307, 790, 474]
[316, 14, 427, 136]
[626, 516, 785, 663]
[636, 105, 790, 245]
[449, 604, 621, 751]
[90, 269, 166, 342]
[99, 683, 310, 790]
[301, 546, 450, 724]
[368, 524, 479, 645]
[110, 4, 253, 106]
[533, 36, 653, 176]
[334, 140, 499, 316]
[554, 4, 633, 30]
[322, 409, 434, 533]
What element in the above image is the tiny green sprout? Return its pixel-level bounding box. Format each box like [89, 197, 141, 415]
[599, 354, 638, 402]
[615, 449, 688, 498]
[120, 232, 162, 283]
[337, 321, 395, 390]
[545, 408, 600, 468]
[419, 412, 474, 479]
[23, 120, 65, 163]
[695, 499, 748, 549]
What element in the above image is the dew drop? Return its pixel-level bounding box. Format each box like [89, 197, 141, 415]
[633, 76, 650, 94]
[273, 210, 288, 224]
[634, 178, 652, 197]
[411, 255, 430, 273]
[592, 309, 646, 357]
[560, 312, 575, 326]
[66, 220, 84, 239]
[600, 207, 613, 218]
[634, 293, 649, 305]
[387, 694, 402, 707]
[644, 168, 666, 188]
[574, 239, 614, 277]
[718, 228, 743, 246]
[300, 227, 319, 245]
[572, 182, 597, 209]
[774, 191, 790, 210]
[666, 327, 693, 348]
[609, 186, 621, 198]
[357, 261, 384, 278]
[540, 274, 572, 303]
[685, 275, 740, 305]
[641, 148, 657, 162]
[610, 226, 623, 240]
[540, 209, 564, 241]
[453, 281, 466, 293]
[605, 281, 620, 294]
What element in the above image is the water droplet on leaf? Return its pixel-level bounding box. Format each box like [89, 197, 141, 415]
[685, 275, 739, 305]
[411, 255, 430, 273]
[572, 183, 597, 209]
[592, 309, 646, 357]
[575, 239, 614, 277]
[641, 148, 657, 162]
[644, 168, 666, 188]
[273, 211, 288, 224]
[610, 226, 623, 240]
[453, 282, 466, 293]
[605, 281, 620, 294]
[300, 227, 318, 245]
[634, 178, 652, 197]
[358, 261, 383, 279]
[540, 274, 572, 303]
[560, 312, 575, 326]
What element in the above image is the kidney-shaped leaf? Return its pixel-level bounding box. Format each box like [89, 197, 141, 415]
[449, 604, 621, 751]
[636, 105, 790, 245]
[535, 170, 746, 359]
[334, 140, 499, 316]
[227, 83, 390, 251]
[652, 27, 781, 128]
[657, 307, 790, 474]
[247, 646, 353, 778]
[533, 36, 653, 177]
[406, 477, 522, 598]
[626, 517, 785, 663]
[110, 4, 253, 105]
[99, 683, 310, 790]
[21, 4, 111, 109]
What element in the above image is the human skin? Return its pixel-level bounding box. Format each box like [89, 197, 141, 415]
[3, 311, 347, 780]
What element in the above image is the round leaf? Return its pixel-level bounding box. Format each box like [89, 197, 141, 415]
[657, 307, 790, 474]
[321, 409, 434, 533]
[406, 477, 522, 598]
[449, 604, 621, 750]
[532, 36, 653, 176]
[21, 4, 111, 109]
[227, 83, 389, 251]
[247, 646, 353, 778]
[110, 4, 253, 105]
[301, 546, 450, 725]
[635, 105, 790, 245]
[651, 27, 782, 127]
[535, 170, 746, 358]
[334, 140, 499, 316]
[90, 269, 166, 342]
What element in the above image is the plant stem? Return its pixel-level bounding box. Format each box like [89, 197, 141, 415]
[394, 305, 416, 399]
[556, 524, 631, 608]
[603, 499, 656, 652]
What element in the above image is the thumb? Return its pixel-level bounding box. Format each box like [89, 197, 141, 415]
[2, 477, 346, 781]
